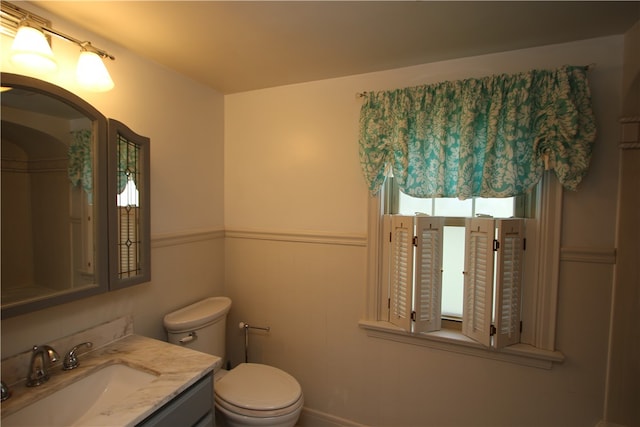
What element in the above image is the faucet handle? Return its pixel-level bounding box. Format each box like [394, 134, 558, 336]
[63, 342, 93, 371]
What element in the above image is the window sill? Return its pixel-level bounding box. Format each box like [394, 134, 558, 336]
[358, 320, 565, 369]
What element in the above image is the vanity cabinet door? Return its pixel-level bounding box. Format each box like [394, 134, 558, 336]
[137, 373, 213, 427]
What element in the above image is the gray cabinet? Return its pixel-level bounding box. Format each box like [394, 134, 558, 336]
[138, 373, 214, 427]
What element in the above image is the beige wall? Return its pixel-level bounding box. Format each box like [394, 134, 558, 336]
[604, 20, 640, 427]
[0, 4, 226, 357]
[224, 36, 624, 426]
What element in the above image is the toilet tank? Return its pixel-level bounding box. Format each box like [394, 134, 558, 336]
[163, 297, 231, 363]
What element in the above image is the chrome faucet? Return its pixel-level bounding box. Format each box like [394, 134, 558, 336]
[63, 342, 93, 370]
[26, 345, 59, 387]
[1, 380, 11, 401]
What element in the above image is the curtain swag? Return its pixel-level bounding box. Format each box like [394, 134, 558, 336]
[358, 65, 596, 199]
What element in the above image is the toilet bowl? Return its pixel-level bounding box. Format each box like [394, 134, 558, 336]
[215, 363, 303, 427]
[163, 297, 303, 427]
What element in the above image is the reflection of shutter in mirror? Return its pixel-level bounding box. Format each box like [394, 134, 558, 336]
[116, 133, 140, 279]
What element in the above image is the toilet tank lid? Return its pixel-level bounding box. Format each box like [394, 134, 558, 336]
[164, 296, 231, 332]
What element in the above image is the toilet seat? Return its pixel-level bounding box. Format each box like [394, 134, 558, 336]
[215, 363, 303, 418]
[215, 393, 304, 419]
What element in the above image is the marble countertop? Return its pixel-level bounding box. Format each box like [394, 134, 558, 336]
[1, 333, 220, 426]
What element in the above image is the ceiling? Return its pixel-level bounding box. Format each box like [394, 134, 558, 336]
[31, 1, 640, 94]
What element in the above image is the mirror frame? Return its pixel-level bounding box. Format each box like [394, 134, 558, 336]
[1, 72, 109, 319]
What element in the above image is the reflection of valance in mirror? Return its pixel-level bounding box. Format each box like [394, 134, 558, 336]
[68, 129, 142, 201]
[68, 129, 93, 203]
[117, 134, 140, 194]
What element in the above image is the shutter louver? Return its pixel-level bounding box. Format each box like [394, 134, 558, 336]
[389, 215, 414, 331]
[494, 219, 525, 349]
[413, 217, 444, 332]
[462, 218, 494, 347]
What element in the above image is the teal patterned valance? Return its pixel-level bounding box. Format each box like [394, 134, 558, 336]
[359, 65, 596, 198]
[68, 129, 93, 202]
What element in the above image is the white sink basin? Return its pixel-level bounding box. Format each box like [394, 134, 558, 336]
[3, 363, 158, 427]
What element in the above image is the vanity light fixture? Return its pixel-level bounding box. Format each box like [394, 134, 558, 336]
[10, 23, 58, 73]
[1, 1, 116, 92]
[76, 44, 115, 92]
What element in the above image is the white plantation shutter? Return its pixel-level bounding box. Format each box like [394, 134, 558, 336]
[381, 213, 524, 348]
[388, 215, 414, 331]
[381, 215, 392, 321]
[494, 219, 525, 349]
[462, 218, 495, 347]
[413, 217, 444, 332]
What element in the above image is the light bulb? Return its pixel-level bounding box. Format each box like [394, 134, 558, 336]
[10, 25, 58, 73]
[76, 50, 115, 92]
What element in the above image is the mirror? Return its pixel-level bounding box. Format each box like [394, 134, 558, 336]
[108, 119, 150, 289]
[1, 73, 150, 319]
[1, 73, 109, 318]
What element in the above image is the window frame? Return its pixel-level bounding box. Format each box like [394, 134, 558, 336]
[359, 171, 565, 369]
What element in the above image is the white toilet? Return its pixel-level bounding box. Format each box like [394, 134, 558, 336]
[163, 297, 303, 427]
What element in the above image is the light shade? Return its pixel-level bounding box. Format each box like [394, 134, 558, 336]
[76, 50, 115, 92]
[10, 25, 58, 73]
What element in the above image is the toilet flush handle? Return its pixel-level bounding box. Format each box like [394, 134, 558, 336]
[179, 331, 197, 344]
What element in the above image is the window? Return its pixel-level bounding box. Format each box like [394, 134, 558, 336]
[382, 179, 528, 349]
[357, 66, 595, 367]
[360, 172, 565, 368]
[388, 185, 526, 321]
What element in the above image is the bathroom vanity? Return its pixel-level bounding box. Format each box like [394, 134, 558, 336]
[0, 316, 220, 427]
